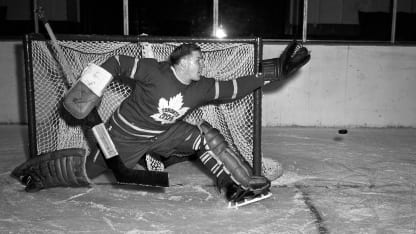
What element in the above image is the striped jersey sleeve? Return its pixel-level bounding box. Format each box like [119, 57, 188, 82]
[206, 74, 264, 101]
[100, 56, 158, 82]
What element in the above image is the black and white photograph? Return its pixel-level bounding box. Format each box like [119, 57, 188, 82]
[0, 0, 415, 233]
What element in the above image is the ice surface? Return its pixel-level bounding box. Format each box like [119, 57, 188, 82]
[1, 126, 415, 233]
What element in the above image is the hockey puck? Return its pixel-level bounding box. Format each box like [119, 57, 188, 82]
[338, 129, 348, 134]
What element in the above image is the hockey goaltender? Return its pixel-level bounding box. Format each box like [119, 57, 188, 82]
[12, 40, 310, 208]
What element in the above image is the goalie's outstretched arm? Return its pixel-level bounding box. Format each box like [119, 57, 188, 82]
[208, 40, 311, 102]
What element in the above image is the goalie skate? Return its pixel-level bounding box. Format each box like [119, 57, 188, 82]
[227, 191, 272, 209]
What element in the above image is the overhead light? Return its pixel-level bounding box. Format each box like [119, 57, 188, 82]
[215, 25, 227, 38]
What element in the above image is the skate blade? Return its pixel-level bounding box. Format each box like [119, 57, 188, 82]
[227, 191, 272, 209]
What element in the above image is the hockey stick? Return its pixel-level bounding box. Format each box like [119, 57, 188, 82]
[36, 7, 76, 86]
[35, 7, 169, 187]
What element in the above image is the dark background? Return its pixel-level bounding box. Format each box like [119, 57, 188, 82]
[0, 0, 414, 41]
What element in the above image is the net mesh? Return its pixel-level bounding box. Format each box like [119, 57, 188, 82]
[27, 36, 259, 169]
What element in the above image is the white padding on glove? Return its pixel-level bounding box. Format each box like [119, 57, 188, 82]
[79, 63, 113, 97]
[63, 63, 113, 119]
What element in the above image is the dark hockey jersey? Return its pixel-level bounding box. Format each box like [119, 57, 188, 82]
[101, 55, 263, 137]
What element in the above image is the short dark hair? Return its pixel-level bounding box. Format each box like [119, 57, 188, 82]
[169, 43, 201, 66]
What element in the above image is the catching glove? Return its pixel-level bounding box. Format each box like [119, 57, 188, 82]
[260, 40, 310, 82]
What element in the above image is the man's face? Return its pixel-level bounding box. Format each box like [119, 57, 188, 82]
[183, 50, 203, 82]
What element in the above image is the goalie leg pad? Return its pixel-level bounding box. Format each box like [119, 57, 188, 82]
[197, 121, 270, 193]
[11, 148, 90, 192]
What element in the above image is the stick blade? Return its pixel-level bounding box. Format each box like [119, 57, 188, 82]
[116, 170, 169, 187]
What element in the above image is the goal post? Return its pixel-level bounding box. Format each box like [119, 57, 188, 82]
[23, 33, 264, 176]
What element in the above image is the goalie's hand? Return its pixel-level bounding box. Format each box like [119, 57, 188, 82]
[260, 40, 310, 83]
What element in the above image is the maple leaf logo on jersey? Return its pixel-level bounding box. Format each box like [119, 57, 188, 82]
[150, 93, 190, 124]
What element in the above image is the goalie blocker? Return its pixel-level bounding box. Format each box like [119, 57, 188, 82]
[63, 63, 113, 119]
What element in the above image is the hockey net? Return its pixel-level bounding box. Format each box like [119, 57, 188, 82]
[24, 34, 278, 179]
